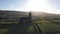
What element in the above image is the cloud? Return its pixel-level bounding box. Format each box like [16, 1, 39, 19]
[9, 5, 14, 8]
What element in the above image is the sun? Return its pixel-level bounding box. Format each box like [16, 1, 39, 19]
[24, 0, 56, 13]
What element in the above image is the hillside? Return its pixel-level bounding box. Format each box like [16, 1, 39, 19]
[0, 10, 28, 19]
[0, 10, 60, 20]
[31, 12, 60, 20]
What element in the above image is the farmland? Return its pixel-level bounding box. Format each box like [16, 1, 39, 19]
[0, 11, 60, 34]
[34, 20, 60, 34]
[0, 20, 60, 34]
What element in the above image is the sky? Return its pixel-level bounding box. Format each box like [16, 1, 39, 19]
[0, 0, 60, 14]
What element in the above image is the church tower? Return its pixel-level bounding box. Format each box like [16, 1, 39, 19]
[29, 12, 32, 22]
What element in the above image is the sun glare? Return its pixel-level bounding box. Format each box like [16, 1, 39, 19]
[24, 0, 57, 13]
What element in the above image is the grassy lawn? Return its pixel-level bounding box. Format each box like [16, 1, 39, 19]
[26, 25, 35, 34]
[34, 20, 60, 34]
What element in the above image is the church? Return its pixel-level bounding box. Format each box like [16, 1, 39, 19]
[19, 12, 32, 24]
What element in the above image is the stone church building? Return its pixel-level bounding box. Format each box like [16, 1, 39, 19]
[19, 12, 32, 24]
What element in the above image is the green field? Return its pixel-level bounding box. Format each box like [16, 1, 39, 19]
[0, 21, 35, 34]
[0, 20, 60, 34]
[34, 20, 60, 34]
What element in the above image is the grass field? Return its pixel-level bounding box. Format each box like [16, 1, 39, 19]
[0, 20, 60, 34]
[34, 20, 60, 34]
[0, 21, 35, 34]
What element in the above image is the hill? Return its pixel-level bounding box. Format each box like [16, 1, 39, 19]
[0, 10, 60, 20]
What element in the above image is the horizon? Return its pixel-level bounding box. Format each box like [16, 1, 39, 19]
[0, 10, 60, 14]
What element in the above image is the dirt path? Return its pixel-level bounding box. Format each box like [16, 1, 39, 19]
[32, 22, 43, 34]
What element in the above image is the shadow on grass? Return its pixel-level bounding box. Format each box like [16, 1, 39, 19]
[0, 16, 33, 34]
[0, 23, 32, 34]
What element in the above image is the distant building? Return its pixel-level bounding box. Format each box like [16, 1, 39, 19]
[19, 12, 32, 24]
